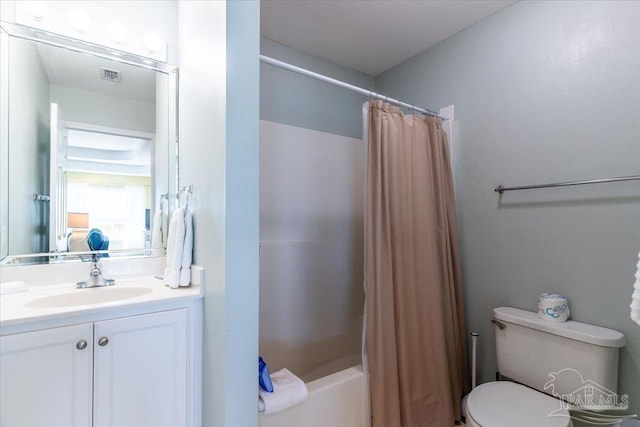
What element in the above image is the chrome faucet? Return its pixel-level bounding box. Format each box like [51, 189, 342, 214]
[76, 258, 115, 288]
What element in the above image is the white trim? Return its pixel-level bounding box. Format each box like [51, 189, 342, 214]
[65, 121, 155, 140]
[439, 104, 455, 163]
[440, 104, 456, 190]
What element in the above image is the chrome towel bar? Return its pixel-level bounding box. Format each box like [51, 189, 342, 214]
[32, 193, 50, 202]
[495, 174, 640, 194]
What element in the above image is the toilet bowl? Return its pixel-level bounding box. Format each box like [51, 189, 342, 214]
[466, 381, 569, 427]
[467, 307, 626, 427]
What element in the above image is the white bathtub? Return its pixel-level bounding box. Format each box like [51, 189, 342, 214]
[259, 365, 369, 427]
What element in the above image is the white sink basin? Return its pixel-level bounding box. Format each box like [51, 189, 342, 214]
[25, 287, 153, 308]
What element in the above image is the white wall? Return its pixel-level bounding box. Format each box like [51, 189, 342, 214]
[50, 85, 155, 133]
[0, 1, 15, 22]
[7, 36, 50, 255]
[178, 3, 226, 425]
[178, 1, 260, 426]
[259, 120, 365, 379]
[0, 31, 9, 258]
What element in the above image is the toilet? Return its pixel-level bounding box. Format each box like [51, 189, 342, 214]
[466, 307, 626, 427]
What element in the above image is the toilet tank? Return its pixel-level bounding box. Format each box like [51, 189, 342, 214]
[493, 307, 625, 399]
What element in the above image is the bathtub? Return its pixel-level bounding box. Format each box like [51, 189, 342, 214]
[259, 365, 369, 427]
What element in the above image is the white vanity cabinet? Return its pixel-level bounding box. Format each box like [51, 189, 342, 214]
[93, 309, 188, 427]
[0, 323, 94, 427]
[1, 308, 192, 427]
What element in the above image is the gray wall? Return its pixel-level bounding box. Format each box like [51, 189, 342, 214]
[376, 0, 640, 412]
[7, 37, 51, 254]
[260, 38, 375, 139]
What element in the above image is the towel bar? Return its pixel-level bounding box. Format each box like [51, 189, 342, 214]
[495, 174, 640, 194]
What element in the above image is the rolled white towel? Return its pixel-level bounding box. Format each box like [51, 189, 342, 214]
[179, 209, 193, 287]
[631, 252, 640, 326]
[163, 207, 186, 289]
[151, 209, 165, 251]
[259, 368, 308, 414]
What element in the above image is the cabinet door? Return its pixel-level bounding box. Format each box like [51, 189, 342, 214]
[93, 309, 187, 427]
[0, 323, 94, 427]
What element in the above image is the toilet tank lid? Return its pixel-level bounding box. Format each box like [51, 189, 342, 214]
[493, 307, 625, 348]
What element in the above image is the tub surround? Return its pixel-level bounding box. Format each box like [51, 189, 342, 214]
[259, 121, 364, 381]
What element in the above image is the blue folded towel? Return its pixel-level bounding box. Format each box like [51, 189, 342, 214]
[87, 228, 109, 257]
[259, 356, 274, 392]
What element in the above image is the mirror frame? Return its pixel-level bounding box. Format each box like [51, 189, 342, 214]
[0, 22, 179, 265]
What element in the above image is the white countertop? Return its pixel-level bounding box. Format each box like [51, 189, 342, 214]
[0, 275, 203, 328]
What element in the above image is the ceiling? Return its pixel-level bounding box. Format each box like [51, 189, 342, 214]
[37, 42, 156, 102]
[261, 0, 517, 75]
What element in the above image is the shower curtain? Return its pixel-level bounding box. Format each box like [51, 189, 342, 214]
[364, 101, 468, 426]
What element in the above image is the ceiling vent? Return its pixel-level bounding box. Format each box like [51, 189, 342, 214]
[100, 67, 122, 83]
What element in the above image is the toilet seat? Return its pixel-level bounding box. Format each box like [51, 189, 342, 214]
[466, 381, 570, 427]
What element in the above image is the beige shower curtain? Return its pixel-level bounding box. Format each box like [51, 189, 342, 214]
[365, 101, 469, 426]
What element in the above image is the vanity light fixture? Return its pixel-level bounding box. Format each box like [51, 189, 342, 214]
[143, 32, 164, 54]
[68, 9, 91, 34]
[108, 22, 128, 43]
[25, 1, 47, 21]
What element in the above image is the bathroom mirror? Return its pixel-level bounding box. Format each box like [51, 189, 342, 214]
[0, 22, 178, 265]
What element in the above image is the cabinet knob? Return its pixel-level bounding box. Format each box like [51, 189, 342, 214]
[76, 340, 88, 350]
[98, 337, 109, 347]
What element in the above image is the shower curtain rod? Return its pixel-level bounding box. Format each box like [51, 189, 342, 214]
[260, 55, 448, 120]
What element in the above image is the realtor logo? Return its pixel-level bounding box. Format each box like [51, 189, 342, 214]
[544, 368, 629, 416]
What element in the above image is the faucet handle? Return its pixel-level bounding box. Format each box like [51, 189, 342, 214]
[90, 261, 101, 276]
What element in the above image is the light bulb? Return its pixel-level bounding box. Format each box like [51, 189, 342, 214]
[143, 32, 164, 54]
[68, 9, 91, 33]
[25, 1, 47, 21]
[108, 22, 128, 44]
